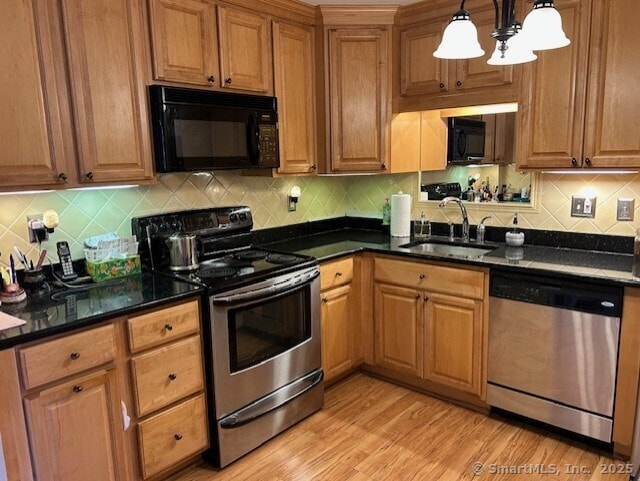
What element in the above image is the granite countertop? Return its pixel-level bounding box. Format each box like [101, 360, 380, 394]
[262, 228, 639, 287]
[0, 272, 204, 350]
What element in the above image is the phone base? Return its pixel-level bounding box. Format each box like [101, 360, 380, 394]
[55, 271, 78, 282]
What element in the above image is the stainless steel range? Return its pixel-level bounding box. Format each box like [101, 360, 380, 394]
[132, 206, 323, 467]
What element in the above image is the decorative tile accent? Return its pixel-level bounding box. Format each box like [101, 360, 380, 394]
[1, 169, 640, 268]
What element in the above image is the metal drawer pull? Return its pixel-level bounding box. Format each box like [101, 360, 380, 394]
[164, 323, 173, 331]
[73, 385, 83, 393]
[168, 373, 177, 381]
[174, 433, 183, 441]
[70, 352, 80, 360]
[335, 272, 342, 277]
[321, 297, 327, 303]
[419, 274, 426, 280]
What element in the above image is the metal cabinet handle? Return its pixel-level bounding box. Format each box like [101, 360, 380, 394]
[321, 297, 328, 303]
[85, 171, 94, 180]
[73, 385, 83, 393]
[70, 352, 80, 360]
[415, 293, 420, 299]
[58, 172, 68, 181]
[335, 272, 342, 277]
[225, 77, 232, 85]
[381, 163, 387, 170]
[456, 80, 462, 87]
[439, 82, 445, 89]
[207, 75, 215, 83]
[423, 295, 429, 302]
[571, 157, 578, 166]
[174, 433, 183, 441]
[168, 373, 177, 381]
[585, 157, 592, 165]
[311, 164, 317, 171]
[164, 323, 173, 331]
[419, 274, 426, 280]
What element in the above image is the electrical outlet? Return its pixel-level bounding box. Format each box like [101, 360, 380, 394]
[617, 198, 635, 221]
[571, 195, 597, 218]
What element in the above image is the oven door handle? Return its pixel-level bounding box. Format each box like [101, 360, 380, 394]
[219, 369, 323, 429]
[211, 266, 319, 304]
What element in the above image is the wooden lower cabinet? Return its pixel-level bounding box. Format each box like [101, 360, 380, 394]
[374, 282, 424, 378]
[321, 284, 354, 382]
[372, 256, 488, 402]
[24, 369, 127, 481]
[424, 293, 483, 396]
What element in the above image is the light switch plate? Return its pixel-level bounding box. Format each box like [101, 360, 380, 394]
[617, 198, 635, 221]
[571, 195, 597, 218]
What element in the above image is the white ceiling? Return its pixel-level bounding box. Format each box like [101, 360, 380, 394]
[301, 0, 416, 5]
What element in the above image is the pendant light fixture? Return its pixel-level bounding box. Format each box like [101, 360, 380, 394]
[434, 0, 569, 66]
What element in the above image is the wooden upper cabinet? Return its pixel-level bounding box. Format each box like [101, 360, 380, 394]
[583, 0, 640, 168]
[273, 21, 317, 174]
[400, 21, 449, 97]
[0, 0, 75, 188]
[517, 0, 590, 170]
[218, 6, 271, 93]
[328, 28, 390, 172]
[149, 0, 219, 87]
[398, 0, 519, 110]
[61, 0, 153, 183]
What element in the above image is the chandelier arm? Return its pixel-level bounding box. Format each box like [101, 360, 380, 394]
[491, 0, 499, 29]
[459, 0, 466, 10]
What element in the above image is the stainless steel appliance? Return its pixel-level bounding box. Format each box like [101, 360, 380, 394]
[488, 269, 623, 443]
[149, 85, 279, 172]
[447, 117, 486, 164]
[132, 207, 323, 467]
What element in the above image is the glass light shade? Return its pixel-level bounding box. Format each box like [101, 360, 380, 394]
[487, 33, 537, 65]
[521, 4, 570, 51]
[434, 18, 485, 59]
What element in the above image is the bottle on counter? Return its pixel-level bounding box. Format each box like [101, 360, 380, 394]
[382, 198, 391, 225]
[633, 228, 640, 278]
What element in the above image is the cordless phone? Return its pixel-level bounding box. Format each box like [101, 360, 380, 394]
[56, 241, 78, 281]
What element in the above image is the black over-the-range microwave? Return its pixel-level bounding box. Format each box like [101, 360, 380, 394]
[447, 117, 486, 165]
[149, 85, 280, 172]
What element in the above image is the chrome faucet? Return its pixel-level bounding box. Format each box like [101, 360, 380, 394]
[439, 196, 469, 242]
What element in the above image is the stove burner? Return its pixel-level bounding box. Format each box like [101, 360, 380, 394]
[234, 250, 269, 261]
[197, 266, 237, 279]
[266, 253, 298, 264]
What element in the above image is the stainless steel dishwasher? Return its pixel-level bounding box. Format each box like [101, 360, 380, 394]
[487, 269, 623, 443]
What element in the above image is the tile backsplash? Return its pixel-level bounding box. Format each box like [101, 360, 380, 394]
[1, 170, 639, 268]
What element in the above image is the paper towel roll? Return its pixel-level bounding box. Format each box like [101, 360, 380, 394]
[390, 192, 411, 237]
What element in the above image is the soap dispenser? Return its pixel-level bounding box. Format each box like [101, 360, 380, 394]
[505, 212, 525, 246]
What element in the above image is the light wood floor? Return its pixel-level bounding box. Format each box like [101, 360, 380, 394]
[169, 374, 631, 481]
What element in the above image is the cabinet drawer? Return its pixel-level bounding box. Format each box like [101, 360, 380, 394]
[374, 257, 485, 299]
[320, 257, 353, 291]
[19, 324, 116, 390]
[127, 299, 199, 353]
[131, 335, 204, 417]
[138, 394, 208, 479]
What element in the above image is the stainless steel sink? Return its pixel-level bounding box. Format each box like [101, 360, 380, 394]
[398, 241, 494, 259]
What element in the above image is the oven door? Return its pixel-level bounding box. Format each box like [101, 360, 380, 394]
[209, 266, 321, 418]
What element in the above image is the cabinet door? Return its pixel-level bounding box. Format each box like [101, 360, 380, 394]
[454, 6, 515, 92]
[149, 0, 219, 87]
[24, 369, 126, 481]
[0, 0, 74, 188]
[321, 284, 354, 383]
[400, 22, 449, 96]
[583, 0, 640, 168]
[218, 6, 271, 93]
[516, 0, 591, 170]
[328, 28, 389, 172]
[273, 21, 317, 174]
[424, 293, 483, 396]
[374, 283, 423, 378]
[61, 0, 153, 183]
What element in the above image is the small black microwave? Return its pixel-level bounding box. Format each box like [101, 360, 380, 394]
[447, 117, 486, 164]
[149, 85, 279, 172]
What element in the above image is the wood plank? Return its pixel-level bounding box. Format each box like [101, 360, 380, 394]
[168, 374, 629, 481]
